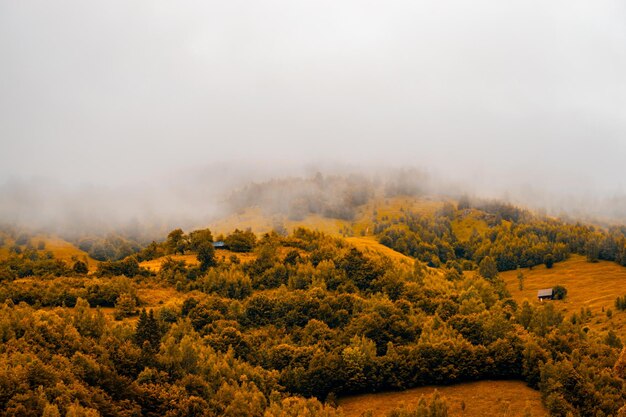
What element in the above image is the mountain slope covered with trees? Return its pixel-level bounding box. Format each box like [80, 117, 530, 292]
[0, 192, 626, 416]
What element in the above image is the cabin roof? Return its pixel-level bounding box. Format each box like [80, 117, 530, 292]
[537, 288, 553, 297]
[212, 241, 226, 247]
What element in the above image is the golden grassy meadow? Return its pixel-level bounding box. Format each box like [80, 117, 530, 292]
[501, 254, 626, 340]
[0, 234, 99, 270]
[338, 380, 548, 417]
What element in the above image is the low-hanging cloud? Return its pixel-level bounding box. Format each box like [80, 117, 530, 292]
[1, 0, 626, 232]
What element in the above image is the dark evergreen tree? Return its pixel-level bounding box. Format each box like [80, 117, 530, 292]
[134, 309, 161, 350]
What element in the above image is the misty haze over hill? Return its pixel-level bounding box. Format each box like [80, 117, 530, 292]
[1, 1, 626, 233]
[3, 165, 626, 239]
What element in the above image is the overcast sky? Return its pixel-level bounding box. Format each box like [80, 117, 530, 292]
[1, 0, 626, 206]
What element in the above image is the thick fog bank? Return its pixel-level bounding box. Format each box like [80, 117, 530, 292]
[2, 163, 626, 239]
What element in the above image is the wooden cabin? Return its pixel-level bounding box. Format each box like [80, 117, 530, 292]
[537, 288, 553, 301]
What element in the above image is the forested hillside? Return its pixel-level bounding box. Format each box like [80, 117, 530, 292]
[0, 197, 626, 416]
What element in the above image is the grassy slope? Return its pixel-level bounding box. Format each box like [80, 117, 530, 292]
[140, 250, 258, 272]
[345, 236, 414, 267]
[140, 239, 414, 273]
[210, 207, 348, 237]
[450, 210, 490, 241]
[352, 195, 448, 235]
[338, 380, 548, 417]
[501, 254, 626, 340]
[82, 285, 185, 323]
[0, 234, 100, 271]
[210, 196, 448, 237]
[33, 235, 99, 269]
[370, 195, 448, 218]
[140, 254, 201, 272]
[205, 195, 447, 271]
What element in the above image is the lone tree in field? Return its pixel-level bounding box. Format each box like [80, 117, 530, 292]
[479, 256, 498, 280]
[517, 271, 525, 290]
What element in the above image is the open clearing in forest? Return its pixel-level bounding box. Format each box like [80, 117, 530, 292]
[32, 235, 99, 269]
[0, 234, 99, 271]
[110, 286, 186, 324]
[139, 250, 257, 272]
[338, 380, 547, 417]
[140, 239, 412, 271]
[209, 196, 448, 238]
[501, 254, 626, 340]
[137, 285, 184, 307]
[450, 209, 490, 241]
[210, 207, 350, 236]
[345, 236, 414, 267]
[140, 254, 201, 272]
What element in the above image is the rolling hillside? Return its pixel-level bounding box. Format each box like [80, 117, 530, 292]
[2, 193, 626, 416]
[210, 195, 450, 237]
[501, 254, 626, 340]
